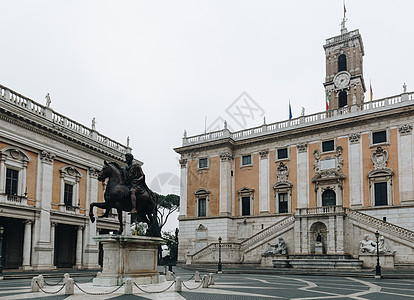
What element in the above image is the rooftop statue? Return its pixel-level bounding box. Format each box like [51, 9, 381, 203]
[89, 153, 160, 236]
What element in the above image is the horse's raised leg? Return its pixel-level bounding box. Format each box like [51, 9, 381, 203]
[89, 202, 110, 223]
[116, 205, 123, 235]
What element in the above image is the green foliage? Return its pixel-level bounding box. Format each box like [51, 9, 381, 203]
[162, 229, 178, 262]
[155, 193, 180, 232]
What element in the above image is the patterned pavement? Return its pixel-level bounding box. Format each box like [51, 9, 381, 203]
[1, 269, 414, 299]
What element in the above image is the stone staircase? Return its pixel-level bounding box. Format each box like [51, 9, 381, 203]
[347, 210, 414, 245]
[285, 254, 362, 269]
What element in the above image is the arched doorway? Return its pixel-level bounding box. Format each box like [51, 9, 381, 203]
[322, 189, 336, 206]
[309, 222, 327, 254]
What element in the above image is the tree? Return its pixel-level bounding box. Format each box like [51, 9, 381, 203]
[162, 228, 179, 262]
[156, 193, 179, 233]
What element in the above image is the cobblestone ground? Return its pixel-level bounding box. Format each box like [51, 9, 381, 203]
[1, 270, 414, 299]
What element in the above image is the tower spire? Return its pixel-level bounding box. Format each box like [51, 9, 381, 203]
[341, 1, 348, 34]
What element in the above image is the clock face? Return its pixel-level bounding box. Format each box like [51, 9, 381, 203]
[334, 72, 350, 88]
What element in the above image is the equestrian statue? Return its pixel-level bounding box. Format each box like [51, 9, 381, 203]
[89, 153, 160, 237]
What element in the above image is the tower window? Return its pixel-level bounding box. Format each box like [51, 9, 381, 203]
[339, 91, 347, 108]
[338, 54, 347, 72]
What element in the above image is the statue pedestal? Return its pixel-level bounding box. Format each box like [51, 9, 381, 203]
[358, 253, 395, 269]
[261, 255, 289, 268]
[92, 235, 164, 286]
[315, 242, 323, 254]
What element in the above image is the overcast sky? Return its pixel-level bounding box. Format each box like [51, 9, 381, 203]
[1, 0, 413, 232]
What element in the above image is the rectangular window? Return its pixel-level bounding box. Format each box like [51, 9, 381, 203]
[64, 183, 74, 206]
[373, 131, 387, 144]
[374, 182, 388, 206]
[241, 196, 251, 216]
[278, 193, 288, 213]
[242, 155, 252, 166]
[198, 158, 208, 169]
[198, 198, 206, 217]
[322, 140, 335, 152]
[5, 168, 19, 195]
[277, 148, 288, 160]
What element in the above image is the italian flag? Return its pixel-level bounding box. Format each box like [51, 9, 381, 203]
[326, 92, 330, 110]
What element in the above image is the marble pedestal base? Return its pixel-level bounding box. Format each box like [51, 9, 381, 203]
[315, 242, 323, 254]
[261, 255, 289, 268]
[92, 235, 164, 286]
[358, 253, 395, 269]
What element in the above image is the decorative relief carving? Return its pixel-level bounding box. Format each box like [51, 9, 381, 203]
[179, 158, 188, 168]
[349, 132, 361, 143]
[277, 162, 289, 182]
[371, 146, 388, 170]
[220, 152, 232, 162]
[259, 150, 269, 159]
[297, 143, 307, 152]
[398, 124, 413, 135]
[60, 166, 82, 180]
[40, 150, 56, 163]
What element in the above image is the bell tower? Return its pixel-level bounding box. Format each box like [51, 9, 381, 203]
[323, 15, 366, 110]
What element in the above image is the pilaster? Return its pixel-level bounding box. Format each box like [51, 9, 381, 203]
[327, 216, 335, 254]
[75, 226, 84, 268]
[32, 150, 55, 270]
[296, 143, 308, 208]
[22, 220, 33, 270]
[336, 215, 344, 254]
[398, 124, 414, 204]
[348, 133, 363, 207]
[219, 152, 232, 216]
[179, 158, 187, 217]
[300, 217, 308, 254]
[259, 150, 269, 214]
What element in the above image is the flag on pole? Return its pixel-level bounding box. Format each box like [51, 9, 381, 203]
[370, 81, 373, 101]
[343, 2, 347, 18]
[326, 92, 330, 110]
[289, 101, 293, 120]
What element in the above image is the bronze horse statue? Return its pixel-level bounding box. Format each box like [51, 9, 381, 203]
[89, 161, 160, 236]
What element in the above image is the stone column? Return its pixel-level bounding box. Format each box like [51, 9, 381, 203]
[219, 152, 232, 216]
[0, 153, 6, 192]
[259, 150, 269, 214]
[327, 216, 335, 254]
[336, 215, 344, 254]
[179, 159, 187, 217]
[348, 133, 363, 207]
[22, 220, 33, 270]
[398, 124, 414, 205]
[75, 226, 84, 268]
[296, 143, 308, 208]
[50, 222, 56, 268]
[32, 150, 55, 270]
[83, 167, 100, 269]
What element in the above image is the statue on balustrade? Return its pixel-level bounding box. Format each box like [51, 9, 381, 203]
[89, 153, 160, 237]
[262, 237, 287, 256]
[359, 234, 376, 253]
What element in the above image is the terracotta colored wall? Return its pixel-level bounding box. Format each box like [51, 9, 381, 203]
[52, 161, 65, 206]
[338, 137, 349, 208]
[268, 147, 298, 213]
[78, 168, 87, 213]
[234, 153, 260, 216]
[186, 156, 220, 217]
[361, 129, 399, 207]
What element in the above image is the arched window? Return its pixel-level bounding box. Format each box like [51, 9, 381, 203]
[322, 190, 336, 206]
[338, 54, 347, 72]
[339, 91, 347, 107]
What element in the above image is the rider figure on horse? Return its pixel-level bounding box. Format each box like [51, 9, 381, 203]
[123, 153, 145, 214]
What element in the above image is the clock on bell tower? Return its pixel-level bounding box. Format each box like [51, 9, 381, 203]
[323, 16, 366, 110]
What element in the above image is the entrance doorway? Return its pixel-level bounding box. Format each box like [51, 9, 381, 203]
[54, 224, 76, 268]
[0, 217, 24, 269]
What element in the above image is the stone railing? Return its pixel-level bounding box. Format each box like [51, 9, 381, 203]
[5, 194, 27, 205]
[0, 84, 128, 155]
[295, 205, 346, 216]
[240, 216, 295, 251]
[191, 242, 239, 261]
[182, 91, 414, 146]
[325, 29, 360, 45]
[347, 210, 414, 243]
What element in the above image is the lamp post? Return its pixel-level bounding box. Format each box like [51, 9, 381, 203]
[375, 230, 382, 279]
[218, 236, 222, 273]
[0, 226, 4, 279]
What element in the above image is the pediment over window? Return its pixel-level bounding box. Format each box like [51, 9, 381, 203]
[59, 166, 82, 179]
[311, 169, 346, 183]
[237, 187, 255, 195]
[368, 168, 393, 178]
[195, 188, 210, 196]
[1, 147, 31, 162]
[273, 181, 292, 189]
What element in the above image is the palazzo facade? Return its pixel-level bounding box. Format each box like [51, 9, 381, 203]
[0, 84, 130, 270]
[175, 22, 414, 267]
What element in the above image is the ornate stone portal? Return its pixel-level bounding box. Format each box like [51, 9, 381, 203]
[92, 235, 164, 286]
